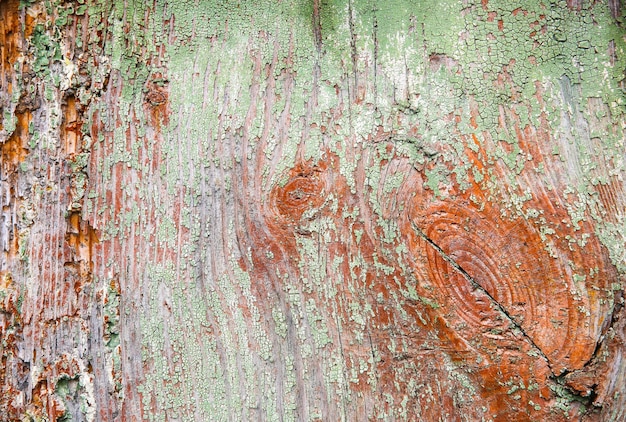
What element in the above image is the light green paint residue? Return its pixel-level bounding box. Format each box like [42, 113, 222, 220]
[424, 165, 446, 197]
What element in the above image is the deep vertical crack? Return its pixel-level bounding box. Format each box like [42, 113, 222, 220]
[410, 222, 555, 373]
[312, 0, 322, 53]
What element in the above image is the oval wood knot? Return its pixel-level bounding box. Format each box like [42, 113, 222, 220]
[410, 200, 606, 372]
[271, 168, 326, 225]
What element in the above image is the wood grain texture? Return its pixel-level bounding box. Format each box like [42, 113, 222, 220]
[1, 0, 625, 421]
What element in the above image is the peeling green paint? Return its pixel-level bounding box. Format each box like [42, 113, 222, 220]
[20, 0, 620, 419]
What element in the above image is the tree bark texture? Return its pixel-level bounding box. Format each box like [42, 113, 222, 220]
[1, 0, 626, 420]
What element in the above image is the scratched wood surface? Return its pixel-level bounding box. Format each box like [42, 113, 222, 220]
[1, 0, 625, 420]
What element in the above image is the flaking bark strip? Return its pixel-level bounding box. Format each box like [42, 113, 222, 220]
[410, 221, 555, 373]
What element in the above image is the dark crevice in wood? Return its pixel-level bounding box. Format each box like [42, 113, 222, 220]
[410, 221, 554, 373]
[562, 285, 625, 410]
[608, 0, 622, 20]
[347, 0, 358, 91]
[551, 370, 596, 408]
[372, 9, 378, 113]
[312, 0, 322, 53]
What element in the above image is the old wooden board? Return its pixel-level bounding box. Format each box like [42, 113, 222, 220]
[1, 0, 625, 420]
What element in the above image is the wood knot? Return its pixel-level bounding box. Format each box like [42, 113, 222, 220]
[271, 166, 326, 225]
[144, 75, 170, 128]
[408, 198, 613, 372]
[146, 89, 167, 106]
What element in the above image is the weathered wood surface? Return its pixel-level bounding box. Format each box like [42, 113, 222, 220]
[1, 0, 625, 420]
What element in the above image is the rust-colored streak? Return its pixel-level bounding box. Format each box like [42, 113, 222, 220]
[65, 211, 99, 288]
[62, 96, 82, 157]
[0, 111, 30, 169]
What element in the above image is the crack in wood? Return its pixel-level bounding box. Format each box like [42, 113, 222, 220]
[410, 221, 556, 374]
